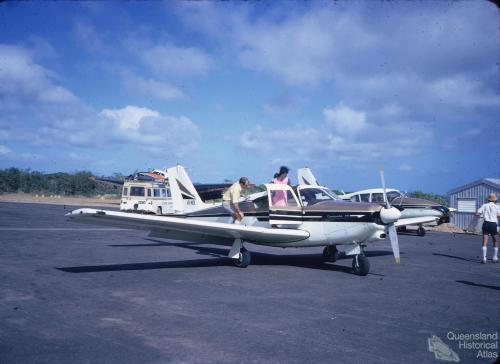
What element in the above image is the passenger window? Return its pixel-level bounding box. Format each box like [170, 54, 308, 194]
[147, 189, 152, 197]
[360, 194, 370, 202]
[161, 189, 167, 197]
[153, 189, 161, 197]
[130, 187, 145, 196]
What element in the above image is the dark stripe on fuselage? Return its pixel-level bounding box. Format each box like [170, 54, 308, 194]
[187, 209, 379, 223]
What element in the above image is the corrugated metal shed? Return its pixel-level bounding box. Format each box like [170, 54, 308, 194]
[447, 178, 500, 230]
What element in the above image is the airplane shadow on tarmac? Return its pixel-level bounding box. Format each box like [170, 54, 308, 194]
[56, 238, 394, 276]
[456, 280, 500, 291]
[432, 252, 481, 263]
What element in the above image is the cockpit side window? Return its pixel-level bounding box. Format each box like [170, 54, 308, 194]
[360, 193, 370, 202]
[253, 196, 269, 209]
[371, 193, 385, 203]
[299, 188, 335, 206]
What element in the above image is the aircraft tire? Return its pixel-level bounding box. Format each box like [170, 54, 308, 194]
[234, 249, 251, 268]
[417, 226, 426, 236]
[322, 246, 339, 262]
[352, 254, 370, 276]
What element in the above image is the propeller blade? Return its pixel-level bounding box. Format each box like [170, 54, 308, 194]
[388, 224, 400, 264]
[379, 167, 389, 208]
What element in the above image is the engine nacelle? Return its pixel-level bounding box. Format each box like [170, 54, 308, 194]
[380, 206, 401, 224]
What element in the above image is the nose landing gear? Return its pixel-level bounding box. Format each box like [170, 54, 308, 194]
[352, 254, 370, 276]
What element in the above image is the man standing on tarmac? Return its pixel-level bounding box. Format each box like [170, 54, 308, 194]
[476, 193, 500, 263]
[223, 177, 250, 224]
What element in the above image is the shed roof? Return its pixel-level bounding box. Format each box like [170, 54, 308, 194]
[447, 178, 500, 195]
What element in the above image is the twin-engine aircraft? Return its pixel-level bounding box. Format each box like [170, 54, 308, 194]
[68, 166, 410, 276]
[297, 168, 452, 236]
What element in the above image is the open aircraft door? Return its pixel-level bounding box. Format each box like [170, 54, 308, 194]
[265, 183, 303, 225]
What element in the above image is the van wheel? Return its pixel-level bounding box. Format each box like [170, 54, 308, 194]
[156, 207, 162, 215]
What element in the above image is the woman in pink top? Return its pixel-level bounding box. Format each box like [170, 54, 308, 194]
[271, 166, 292, 207]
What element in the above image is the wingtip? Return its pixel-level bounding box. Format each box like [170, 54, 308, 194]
[395, 257, 401, 264]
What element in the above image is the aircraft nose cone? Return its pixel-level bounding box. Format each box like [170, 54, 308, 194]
[380, 206, 401, 224]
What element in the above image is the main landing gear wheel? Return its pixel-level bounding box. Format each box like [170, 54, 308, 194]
[352, 254, 370, 276]
[417, 226, 426, 236]
[322, 246, 339, 262]
[234, 248, 251, 268]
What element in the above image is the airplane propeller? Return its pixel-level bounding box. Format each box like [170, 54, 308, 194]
[379, 168, 401, 264]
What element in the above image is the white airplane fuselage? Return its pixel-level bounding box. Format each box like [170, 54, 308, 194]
[188, 214, 387, 248]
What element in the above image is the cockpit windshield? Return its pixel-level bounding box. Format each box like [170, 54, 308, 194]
[387, 191, 403, 201]
[299, 187, 338, 206]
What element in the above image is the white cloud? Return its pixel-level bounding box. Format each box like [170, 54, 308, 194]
[323, 105, 367, 136]
[239, 102, 433, 163]
[122, 76, 185, 101]
[130, 41, 213, 78]
[429, 76, 500, 108]
[0, 144, 12, 156]
[0, 145, 41, 162]
[0, 44, 79, 109]
[100, 105, 201, 155]
[442, 128, 489, 151]
[100, 106, 160, 130]
[73, 20, 107, 53]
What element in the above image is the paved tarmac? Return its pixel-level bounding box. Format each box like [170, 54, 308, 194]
[0, 202, 499, 364]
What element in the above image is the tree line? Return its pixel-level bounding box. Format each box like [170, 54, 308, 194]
[0, 167, 449, 205]
[0, 167, 122, 196]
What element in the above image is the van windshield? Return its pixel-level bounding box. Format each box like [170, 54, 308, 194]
[130, 187, 145, 197]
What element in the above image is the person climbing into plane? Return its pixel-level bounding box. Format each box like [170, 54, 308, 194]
[222, 177, 250, 224]
[475, 193, 500, 263]
[271, 166, 292, 207]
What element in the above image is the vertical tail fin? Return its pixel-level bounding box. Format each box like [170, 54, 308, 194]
[166, 165, 207, 214]
[297, 167, 319, 186]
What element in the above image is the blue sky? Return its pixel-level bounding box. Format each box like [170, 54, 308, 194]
[0, 1, 498, 194]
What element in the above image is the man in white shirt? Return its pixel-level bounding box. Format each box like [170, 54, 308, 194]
[475, 193, 500, 263]
[222, 177, 250, 224]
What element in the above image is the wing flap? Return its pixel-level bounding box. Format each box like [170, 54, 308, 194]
[67, 208, 309, 244]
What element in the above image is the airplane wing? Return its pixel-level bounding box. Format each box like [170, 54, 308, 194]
[395, 216, 439, 227]
[66, 208, 309, 244]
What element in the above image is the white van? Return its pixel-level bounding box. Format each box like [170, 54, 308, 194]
[119, 165, 210, 215]
[120, 179, 173, 215]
